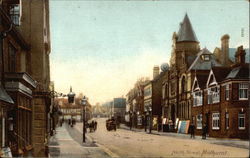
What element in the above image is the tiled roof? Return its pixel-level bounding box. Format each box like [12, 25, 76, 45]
[177, 14, 198, 42]
[188, 48, 221, 71]
[226, 64, 249, 79]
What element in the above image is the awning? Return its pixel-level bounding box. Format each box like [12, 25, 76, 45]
[0, 85, 14, 104]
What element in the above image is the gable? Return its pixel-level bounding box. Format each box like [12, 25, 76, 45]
[206, 70, 217, 87]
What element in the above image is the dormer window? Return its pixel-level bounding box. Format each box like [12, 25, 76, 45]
[8, 1, 22, 26]
[202, 54, 210, 61]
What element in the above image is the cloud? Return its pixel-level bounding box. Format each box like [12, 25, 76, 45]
[51, 48, 170, 105]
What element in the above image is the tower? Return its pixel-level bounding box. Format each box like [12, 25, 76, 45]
[170, 14, 200, 69]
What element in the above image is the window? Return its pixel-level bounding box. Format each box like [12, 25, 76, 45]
[212, 113, 220, 130]
[225, 84, 229, 101]
[207, 86, 220, 104]
[193, 91, 203, 106]
[196, 114, 202, 129]
[181, 76, 186, 93]
[239, 83, 248, 100]
[144, 87, 152, 97]
[8, 44, 16, 72]
[238, 113, 245, 130]
[225, 113, 229, 130]
[162, 85, 166, 99]
[202, 55, 210, 61]
[9, 4, 21, 25]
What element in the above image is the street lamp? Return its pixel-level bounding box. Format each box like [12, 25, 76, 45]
[81, 96, 87, 143]
[149, 107, 152, 134]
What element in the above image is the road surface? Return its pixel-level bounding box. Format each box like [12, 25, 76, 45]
[75, 118, 249, 158]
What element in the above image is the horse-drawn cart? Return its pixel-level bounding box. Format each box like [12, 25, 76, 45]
[106, 118, 116, 131]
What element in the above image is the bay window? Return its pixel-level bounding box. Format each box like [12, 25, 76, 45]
[193, 91, 202, 106]
[207, 86, 220, 104]
[239, 83, 248, 100]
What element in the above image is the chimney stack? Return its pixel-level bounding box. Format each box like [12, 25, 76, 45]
[221, 34, 230, 66]
[235, 45, 246, 64]
[153, 66, 160, 79]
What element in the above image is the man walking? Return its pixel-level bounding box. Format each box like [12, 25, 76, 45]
[190, 123, 195, 139]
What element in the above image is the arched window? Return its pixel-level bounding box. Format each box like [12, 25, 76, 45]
[181, 76, 186, 93]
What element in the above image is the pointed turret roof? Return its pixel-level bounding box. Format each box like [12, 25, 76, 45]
[177, 14, 198, 42]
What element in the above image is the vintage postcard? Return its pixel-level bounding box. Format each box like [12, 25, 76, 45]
[0, 0, 249, 157]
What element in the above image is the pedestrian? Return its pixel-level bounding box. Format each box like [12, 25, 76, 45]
[68, 119, 71, 125]
[202, 123, 207, 139]
[190, 123, 195, 139]
[94, 121, 97, 131]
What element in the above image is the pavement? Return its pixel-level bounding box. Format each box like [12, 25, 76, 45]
[48, 123, 111, 158]
[119, 124, 249, 150]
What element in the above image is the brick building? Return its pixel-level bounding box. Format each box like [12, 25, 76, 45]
[56, 96, 92, 122]
[144, 66, 166, 131]
[0, 0, 51, 156]
[125, 78, 149, 128]
[0, 3, 38, 156]
[162, 14, 221, 130]
[161, 14, 248, 134]
[192, 46, 249, 139]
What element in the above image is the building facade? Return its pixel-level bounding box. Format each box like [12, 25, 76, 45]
[161, 14, 245, 133]
[125, 78, 148, 128]
[0, 0, 51, 156]
[192, 46, 249, 138]
[0, 2, 40, 156]
[144, 66, 165, 131]
[56, 97, 92, 122]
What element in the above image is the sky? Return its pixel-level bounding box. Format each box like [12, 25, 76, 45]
[50, 0, 249, 105]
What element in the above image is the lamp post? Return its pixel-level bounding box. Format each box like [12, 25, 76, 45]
[81, 96, 87, 143]
[149, 107, 152, 134]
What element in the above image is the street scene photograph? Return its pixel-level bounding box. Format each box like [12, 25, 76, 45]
[0, 0, 249, 157]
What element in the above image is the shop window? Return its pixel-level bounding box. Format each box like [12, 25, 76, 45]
[196, 114, 202, 129]
[239, 83, 248, 100]
[212, 113, 220, 130]
[225, 113, 229, 130]
[225, 84, 229, 101]
[238, 113, 245, 130]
